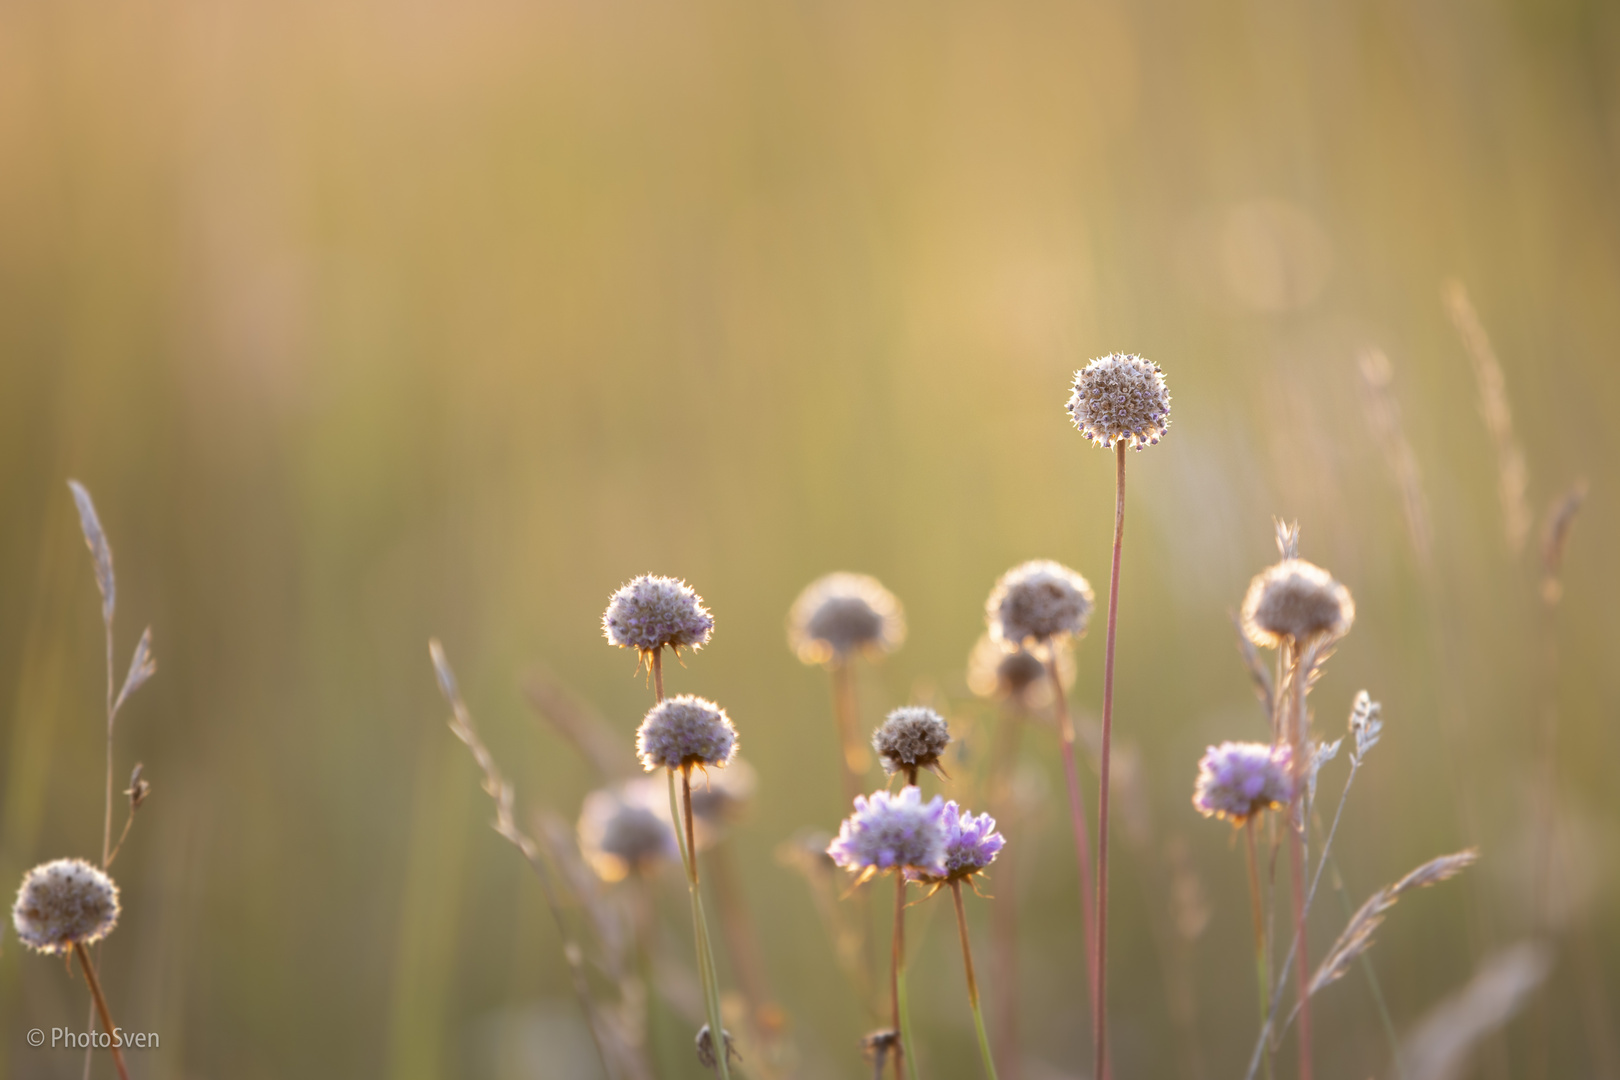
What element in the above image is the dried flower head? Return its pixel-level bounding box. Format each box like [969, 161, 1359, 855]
[986, 560, 1095, 647]
[913, 802, 1005, 886]
[577, 781, 679, 882]
[787, 573, 906, 665]
[1066, 353, 1171, 450]
[602, 575, 714, 660]
[696, 1024, 739, 1070]
[1240, 559, 1355, 648]
[967, 634, 1073, 707]
[872, 706, 951, 778]
[12, 858, 121, 954]
[1192, 741, 1295, 825]
[827, 787, 949, 879]
[636, 695, 738, 772]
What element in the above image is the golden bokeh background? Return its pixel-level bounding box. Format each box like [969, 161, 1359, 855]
[1, 0, 1617, 1077]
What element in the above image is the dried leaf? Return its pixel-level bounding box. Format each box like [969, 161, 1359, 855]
[1399, 942, 1552, 1080]
[113, 626, 156, 717]
[68, 480, 115, 625]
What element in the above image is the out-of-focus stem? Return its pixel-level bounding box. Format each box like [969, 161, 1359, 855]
[1093, 438, 1126, 1080]
[831, 662, 867, 803]
[73, 942, 130, 1080]
[1245, 821, 1274, 1080]
[988, 709, 1024, 1080]
[670, 768, 730, 1080]
[892, 874, 908, 1080]
[1288, 654, 1312, 1080]
[1047, 656, 1099, 1037]
[952, 881, 1000, 1080]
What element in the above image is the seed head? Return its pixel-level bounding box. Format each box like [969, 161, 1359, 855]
[967, 634, 1071, 706]
[827, 787, 949, 877]
[636, 695, 738, 772]
[602, 575, 714, 659]
[1240, 559, 1355, 648]
[577, 781, 679, 882]
[787, 572, 906, 665]
[1066, 353, 1171, 450]
[1192, 741, 1295, 825]
[12, 858, 120, 955]
[872, 707, 951, 777]
[986, 560, 1095, 647]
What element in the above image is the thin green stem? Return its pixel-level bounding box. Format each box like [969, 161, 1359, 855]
[952, 881, 1000, 1080]
[1245, 821, 1274, 1080]
[670, 768, 731, 1080]
[896, 878, 920, 1080]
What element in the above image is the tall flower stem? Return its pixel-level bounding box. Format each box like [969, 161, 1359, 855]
[1046, 654, 1098, 1038]
[1093, 438, 1126, 1080]
[951, 880, 1000, 1080]
[1245, 821, 1274, 1080]
[669, 767, 731, 1080]
[73, 942, 131, 1080]
[830, 662, 867, 803]
[1287, 657, 1312, 1080]
[892, 874, 919, 1080]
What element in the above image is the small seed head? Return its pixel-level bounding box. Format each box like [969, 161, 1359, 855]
[577, 780, 679, 882]
[12, 858, 121, 955]
[636, 695, 738, 772]
[986, 560, 1095, 647]
[967, 634, 1072, 706]
[1066, 353, 1171, 451]
[602, 575, 714, 658]
[872, 707, 951, 777]
[787, 572, 906, 665]
[1240, 559, 1355, 648]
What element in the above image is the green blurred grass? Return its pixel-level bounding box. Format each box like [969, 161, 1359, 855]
[1, 0, 1618, 1076]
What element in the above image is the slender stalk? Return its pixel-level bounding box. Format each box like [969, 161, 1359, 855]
[952, 881, 1001, 1080]
[1287, 652, 1312, 1080]
[652, 648, 665, 703]
[73, 942, 131, 1080]
[892, 874, 907, 1080]
[1245, 822, 1274, 1080]
[988, 709, 1024, 1080]
[1093, 438, 1126, 1080]
[1047, 653, 1099, 1029]
[831, 662, 866, 803]
[669, 768, 731, 1080]
[87, 592, 115, 1080]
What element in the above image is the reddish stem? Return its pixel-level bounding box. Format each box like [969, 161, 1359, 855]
[73, 942, 131, 1080]
[1093, 439, 1125, 1080]
[892, 873, 906, 1080]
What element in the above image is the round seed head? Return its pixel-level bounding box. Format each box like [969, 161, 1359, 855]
[577, 781, 679, 882]
[1066, 353, 1171, 451]
[635, 694, 738, 772]
[1192, 741, 1295, 825]
[602, 575, 714, 658]
[986, 560, 1095, 647]
[12, 858, 120, 954]
[872, 707, 951, 777]
[967, 634, 1072, 707]
[1240, 559, 1355, 648]
[827, 787, 949, 876]
[787, 573, 906, 665]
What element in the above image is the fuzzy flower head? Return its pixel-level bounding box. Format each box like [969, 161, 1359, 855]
[967, 634, 1072, 707]
[1066, 353, 1171, 451]
[1240, 559, 1355, 649]
[12, 859, 120, 955]
[827, 787, 949, 882]
[912, 802, 1006, 889]
[872, 706, 951, 778]
[1192, 741, 1295, 825]
[636, 695, 738, 772]
[577, 781, 680, 882]
[787, 572, 906, 666]
[602, 575, 714, 660]
[987, 560, 1095, 647]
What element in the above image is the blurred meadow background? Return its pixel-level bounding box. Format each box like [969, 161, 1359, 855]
[2, 0, 1619, 1077]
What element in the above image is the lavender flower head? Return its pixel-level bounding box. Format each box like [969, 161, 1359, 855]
[1240, 559, 1355, 649]
[872, 706, 951, 777]
[577, 780, 679, 882]
[603, 575, 714, 659]
[787, 572, 906, 665]
[930, 801, 1006, 883]
[1066, 353, 1171, 451]
[1192, 741, 1295, 825]
[12, 858, 120, 954]
[986, 560, 1095, 647]
[636, 695, 738, 772]
[827, 787, 949, 879]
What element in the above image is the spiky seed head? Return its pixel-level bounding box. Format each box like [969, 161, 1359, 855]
[1191, 741, 1295, 825]
[986, 560, 1095, 647]
[12, 858, 120, 954]
[1240, 559, 1355, 648]
[577, 781, 679, 882]
[1066, 353, 1171, 451]
[602, 575, 714, 659]
[967, 634, 1072, 706]
[872, 707, 951, 777]
[786, 572, 906, 665]
[696, 1025, 739, 1070]
[635, 695, 738, 772]
[827, 787, 949, 876]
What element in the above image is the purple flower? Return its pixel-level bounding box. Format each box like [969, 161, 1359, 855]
[827, 787, 949, 878]
[1192, 741, 1295, 825]
[636, 695, 738, 771]
[936, 801, 1005, 881]
[603, 575, 714, 657]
